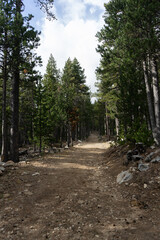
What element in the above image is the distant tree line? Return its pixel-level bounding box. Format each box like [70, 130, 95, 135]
[36, 55, 93, 150]
[96, 0, 160, 146]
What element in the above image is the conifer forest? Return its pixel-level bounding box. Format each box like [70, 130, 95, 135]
[0, 1, 160, 240]
[1, 0, 160, 163]
[0, 0, 103, 163]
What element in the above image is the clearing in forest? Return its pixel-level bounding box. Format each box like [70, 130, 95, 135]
[0, 134, 160, 240]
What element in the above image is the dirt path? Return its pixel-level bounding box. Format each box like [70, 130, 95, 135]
[0, 134, 160, 239]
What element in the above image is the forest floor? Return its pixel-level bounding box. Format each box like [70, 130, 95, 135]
[0, 133, 160, 240]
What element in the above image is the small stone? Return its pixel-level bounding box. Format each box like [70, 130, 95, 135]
[24, 191, 33, 196]
[144, 184, 147, 189]
[151, 156, 160, 163]
[117, 170, 133, 184]
[129, 167, 136, 172]
[150, 146, 156, 149]
[4, 161, 15, 167]
[25, 184, 32, 187]
[21, 172, 29, 175]
[18, 161, 26, 166]
[78, 200, 84, 204]
[11, 166, 18, 170]
[0, 167, 5, 172]
[145, 152, 155, 162]
[131, 183, 138, 187]
[32, 172, 40, 176]
[138, 163, 149, 172]
[131, 195, 137, 200]
[149, 180, 154, 184]
[3, 193, 10, 198]
[0, 162, 5, 166]
[155, 149, 160, 154]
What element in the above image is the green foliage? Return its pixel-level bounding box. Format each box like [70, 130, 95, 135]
[61, 57, 91, 140]
[92, 101, 105, 135]
[30, 55, 92, 147]
[96, 0, 160, 140]
[118, 122, 153, 147]
[126, 122, 154, 147]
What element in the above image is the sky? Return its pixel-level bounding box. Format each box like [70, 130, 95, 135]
[23, 0, 108, 97]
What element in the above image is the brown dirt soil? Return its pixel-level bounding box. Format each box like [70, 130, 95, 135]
[0, 134, 160, 240]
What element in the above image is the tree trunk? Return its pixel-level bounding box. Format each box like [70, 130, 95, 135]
[60, 126, 63, 148]
[150, 57, 160, 128]
[1, 33, 8, 162]
[115, 117, 119, 138]
[39, 86, 42, 153]
[75, 125, 78, 141]
[105, 102, 110, 141]
[10, 0, 21, 162]
[143, 60, 160, 145]
[67, 121, 72, 147]
[70, 123, 73, 146]
[10, 69, 20, 162]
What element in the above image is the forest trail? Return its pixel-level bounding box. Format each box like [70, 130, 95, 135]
[0, 134, 160, 240]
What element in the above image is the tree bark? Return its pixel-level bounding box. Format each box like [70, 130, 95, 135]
[105, 102, 110, 141]
[10, 0, 21, 162]
[115, 117, 119, 138]
[143, 60, 160, 145]
[150, 57, 160, 128]
[67, 121, 72, 147]
[39, 84, 42, 153]
[10, 68, 20, 162]
[1, 32, 8, 162]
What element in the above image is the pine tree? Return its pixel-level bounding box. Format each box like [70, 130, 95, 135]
[0, 0, 41, 162]
[0, 0, 12, 161]
[41, 54, 61, 145]
[96, 0, 160, 145]
[61, 58, 91, 143]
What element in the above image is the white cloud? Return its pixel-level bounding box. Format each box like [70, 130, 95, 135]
[89, 7, 96, 14]
[36, 0, 106, 96]
[83, 0, 106, 9]
[56, 0, 86, 22]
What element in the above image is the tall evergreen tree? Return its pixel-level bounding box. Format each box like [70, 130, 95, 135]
[96, 0, 160, 145]
[41, 54, 61, 145]
[0, 0, 12, 161]
[61, 58, 91, 144]
[0, 0, 41, 162]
